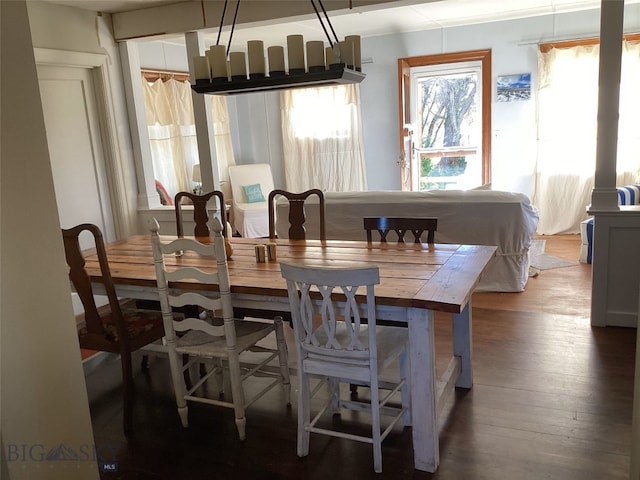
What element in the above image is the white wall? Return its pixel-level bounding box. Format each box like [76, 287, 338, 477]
[359, 6, 640, 193]
[1, 1, 99, 478]
[342, 6, 635, 194]
[27, 1, 104, 53]
[231, 93, 287, 187]
[138, 39, 188, 70]
[28, 1, 147, 236]
[137, 5, 640, 195]
[359, 7, 636, 194]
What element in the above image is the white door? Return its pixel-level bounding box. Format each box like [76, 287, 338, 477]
[37, 64, 116, 246]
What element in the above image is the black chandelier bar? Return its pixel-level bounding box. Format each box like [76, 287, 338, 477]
[191, 64, 365, 95]
[190, 0, 365, 96]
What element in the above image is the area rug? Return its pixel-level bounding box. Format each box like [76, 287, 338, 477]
[529, 239, 578, 271]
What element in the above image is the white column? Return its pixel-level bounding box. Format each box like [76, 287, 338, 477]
[2, 1, 99, 478]
[632, 286, 640, 479]
[185, 31, 221, 193]
[119, 40, 162, 208]
[589, 0, 625, 211]
[589, 1, 636, 329]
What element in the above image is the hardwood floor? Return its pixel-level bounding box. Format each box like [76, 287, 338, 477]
[87, 234, 636, 479]
[473, 234, 592, 317]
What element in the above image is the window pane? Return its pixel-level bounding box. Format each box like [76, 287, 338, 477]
[414, 69, 481, 190]
[418, 72, 477, 149]
[290, 86, 352, 139]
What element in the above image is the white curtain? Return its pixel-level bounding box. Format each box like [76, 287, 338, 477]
[210, 95, 235, 184]
[143, 76, 236, 199]
[534, 41, 640, 234]
[280, 84, 367, 192]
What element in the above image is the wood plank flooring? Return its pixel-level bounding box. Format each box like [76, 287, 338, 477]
[87, 234, 636, 480]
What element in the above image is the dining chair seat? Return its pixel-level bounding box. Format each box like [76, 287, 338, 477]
[174, 317, 276, 357]
[78, 299, 165, 345]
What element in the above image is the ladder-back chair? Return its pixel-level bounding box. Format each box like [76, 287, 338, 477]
[150, 217, 291, 440]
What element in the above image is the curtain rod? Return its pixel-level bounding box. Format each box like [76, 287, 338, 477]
[142, 68, 190, 83]
[518, 31, 640, 48]
[141, 67, 188, 76]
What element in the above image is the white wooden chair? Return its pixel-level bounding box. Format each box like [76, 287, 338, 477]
[280, 262, 410, 473]
[150, 217, 291, 440]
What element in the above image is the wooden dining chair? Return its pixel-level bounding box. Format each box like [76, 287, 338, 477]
[268, 189, 326, 241]
[240, 188, 327, 326]
[62, 223, 167, 435]
[150, 217, 291, 441]
[354, 216, 438, 396]
[280, 262, 410, 473]
[175, 190, 227, 238]
[364, 216, 437, 243]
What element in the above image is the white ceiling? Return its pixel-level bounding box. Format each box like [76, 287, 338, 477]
[46, 0, 635, 47]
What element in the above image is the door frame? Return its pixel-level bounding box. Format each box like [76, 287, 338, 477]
[35, 48, 132, 238]
[397, 49, 492, 190]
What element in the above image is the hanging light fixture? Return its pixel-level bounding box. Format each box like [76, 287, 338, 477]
[191, 0, 365, 95]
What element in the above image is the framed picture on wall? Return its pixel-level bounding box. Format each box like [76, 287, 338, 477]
[497, 73, 531, 102]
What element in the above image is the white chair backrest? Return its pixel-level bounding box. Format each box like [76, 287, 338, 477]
[280, 262, 380, 364]
[150, 217, 234, 339]
[228, 163, 274, 207]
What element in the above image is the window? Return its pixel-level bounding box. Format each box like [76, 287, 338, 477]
[288, 88, 352, 139]
[534, 36, 640, 234]
[143, 74, 198, 199]
[280, 84, 367, 192]
[398, 50, 491, 191]
[142, 72, 236, 201]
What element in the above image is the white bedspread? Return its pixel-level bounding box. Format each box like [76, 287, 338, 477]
[276, 190, 539, 292]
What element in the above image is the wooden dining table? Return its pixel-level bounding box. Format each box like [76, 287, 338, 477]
[84, 234, 496, 473]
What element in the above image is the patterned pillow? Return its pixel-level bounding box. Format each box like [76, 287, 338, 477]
[242, 183, 265, 203]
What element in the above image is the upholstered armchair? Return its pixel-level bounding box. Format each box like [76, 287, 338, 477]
[228, 163, 274, 238]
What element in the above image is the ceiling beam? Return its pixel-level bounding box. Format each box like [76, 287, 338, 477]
[111, 0, 435, 41]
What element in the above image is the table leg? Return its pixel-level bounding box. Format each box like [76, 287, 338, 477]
[407, 306, 438, 473]
[453, 302, 473, 389]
